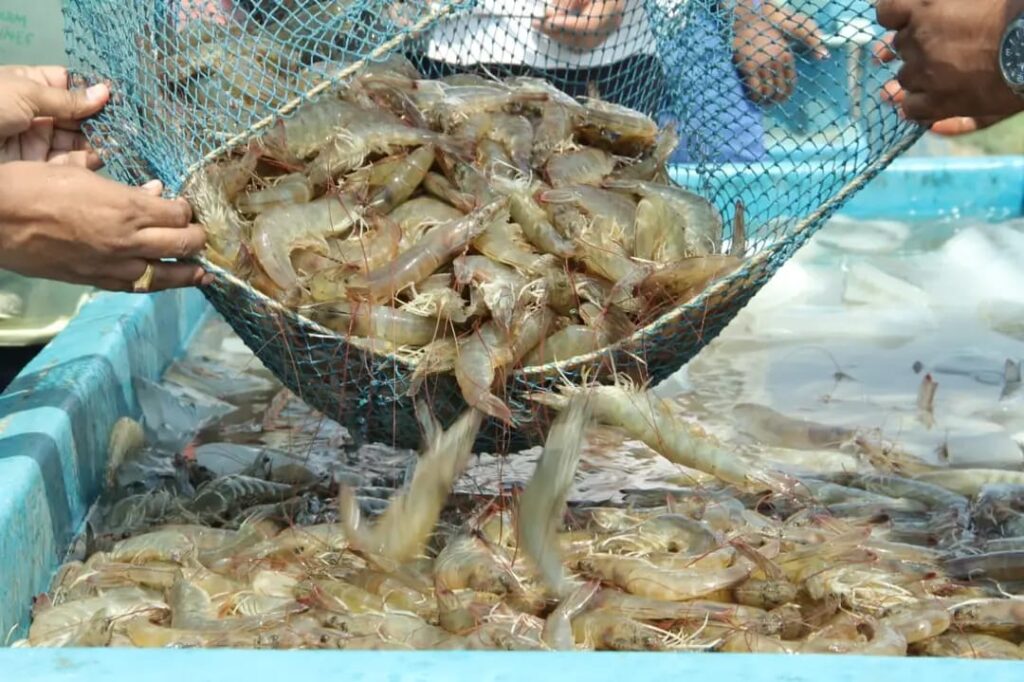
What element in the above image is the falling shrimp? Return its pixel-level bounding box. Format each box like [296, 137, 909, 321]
[516, 393, 594, 595]
[339, 406, 483, 561]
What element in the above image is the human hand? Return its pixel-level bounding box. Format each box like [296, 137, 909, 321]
[875, 0, 1024, 124]
[0, 162, 211, 292]
[733, 1, 828, 105]
[879, 75, 1015, 136]
[533, 0, 626, 51]
[0, 66, 110, 168]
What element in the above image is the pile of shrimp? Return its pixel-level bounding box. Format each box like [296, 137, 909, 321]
[190, 51, 742, 424]
[17, 383, 1024, 657]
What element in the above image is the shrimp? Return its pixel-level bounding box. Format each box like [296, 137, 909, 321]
[471, 216, 554, 275]
[577, 551, 754, 601]
[306, 119, 446, 186]
[616, 123, 679, 183]
[880, 602, 951, 643]
[431, 86, 547, 131]
[532, 384, 784, 491]
[348, 199, 507, 302]
[510, 305, 557, 362]
[339, 407, 483, 561]
[423, 171, 477, 212]
[506, 188, 576, 258]
[28, 587, 167, 647]
[200, 146, 259, 202]
[914, 468, 1024, 496]
[545, 148, 615, 188]
[542, 581, 601, 650]
[187, 475, 301, 522]
[306, 301, 443, 346]
[555, 271, 642, 315]
[298, 579, 386, 616]
[531, 102, 574, 166]
[524, 325, 604, 366]
[188, 169, 251, 269]
[578, 302, 635, 345]
[453, 255, 529, 330]
[517, 393, 593, 594]
[434, 535, 519, 595]
[294, 213, 403, 280]
[478, 138, 517, 181]
[912, 633, 1024, 659]
[949, 598, 1024, 637]
[571, 612, 666, 650]
[108, 529, 197, 565]
[573, 97, 659, 155]
[733, 404, 857, 451]
[456, 305, 555, 422]
[540, 185, 637, 246]
[388, 196, 465, 245]
[400, 288, 474, 325]
[633, 195, 691, 263]
[455, 321, 515, 423]
[259, 98, 370, 162]
[366, 144, 436, 213]
[251, 192, 364, 292]
[842, 472, 968, 511]
[600, 514, 720, 556]
[573, 223, 653, 294]
[236, 173, 313, 215]
[603, 178, 723, 254]
[488, 114, 534, 174]
[641, 255, 743, 301]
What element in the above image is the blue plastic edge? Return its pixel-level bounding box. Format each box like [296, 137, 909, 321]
[0, 156, 1020, 670]
[0, 649, 1022, 682]
[0, 288, 209, 641]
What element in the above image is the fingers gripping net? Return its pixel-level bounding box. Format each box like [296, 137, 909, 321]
[62, 0, 921, 452]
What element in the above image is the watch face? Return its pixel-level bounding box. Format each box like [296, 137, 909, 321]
[1003, 24, 1024, 87]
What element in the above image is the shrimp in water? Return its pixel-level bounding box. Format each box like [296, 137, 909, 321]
[533, 384, 785, 491]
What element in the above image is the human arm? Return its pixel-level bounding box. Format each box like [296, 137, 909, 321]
[875, 0, 1024, 126]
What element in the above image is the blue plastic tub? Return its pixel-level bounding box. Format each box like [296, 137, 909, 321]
[0, 156, 1022, 678]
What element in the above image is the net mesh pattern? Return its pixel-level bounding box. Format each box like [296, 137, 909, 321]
[62, 0, 921, 451]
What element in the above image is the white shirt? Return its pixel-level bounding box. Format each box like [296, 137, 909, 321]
[425, 0, 661, 69]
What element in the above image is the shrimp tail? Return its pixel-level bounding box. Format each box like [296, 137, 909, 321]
[467, 385, 514, 425]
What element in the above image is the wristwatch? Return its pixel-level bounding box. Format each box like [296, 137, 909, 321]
[1000, 12, 1024, 96]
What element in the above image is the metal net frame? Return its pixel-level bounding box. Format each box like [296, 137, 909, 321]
[62, 0, 922, 452]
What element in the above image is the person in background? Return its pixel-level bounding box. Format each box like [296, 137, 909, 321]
[416, 0, 826, 163]
[0, 66, 209, 293]
[875, 0, 1024, 136]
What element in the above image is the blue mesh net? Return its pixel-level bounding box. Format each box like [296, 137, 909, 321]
[62, 0, 922, 451]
